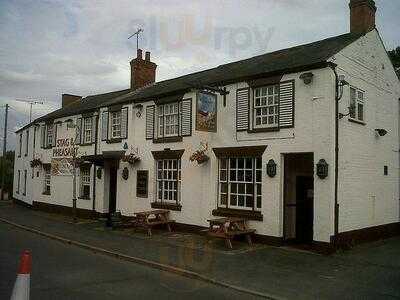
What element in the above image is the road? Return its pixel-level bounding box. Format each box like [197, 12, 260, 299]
[0, 223, 260, 300]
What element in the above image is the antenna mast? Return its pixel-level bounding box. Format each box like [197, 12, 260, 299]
[128, 28, 144, 51]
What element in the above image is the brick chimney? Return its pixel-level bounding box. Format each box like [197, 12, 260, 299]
[62, 94, 82, 108]
[130, 49, 157, 90]
[349, 0, 377, 34]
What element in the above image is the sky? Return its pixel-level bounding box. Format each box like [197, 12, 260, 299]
[0, 0, 399, 150]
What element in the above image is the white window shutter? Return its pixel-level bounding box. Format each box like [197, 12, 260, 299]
[92, 116, 97, 143]
[121, 108, 128, 139]
[145, 105, 155, 140]
[76, 118, 82, 145]
[236, 88, 249, 131]
[279, 81, 295, 128]
[101, 112, 108, 141]
[180, 99, 192, 136]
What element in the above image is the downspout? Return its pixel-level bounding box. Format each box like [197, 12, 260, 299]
[328, 62, 340, 242]
[92, 113, 99, 214]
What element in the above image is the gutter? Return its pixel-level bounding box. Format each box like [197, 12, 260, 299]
[328, 62, 340, 240]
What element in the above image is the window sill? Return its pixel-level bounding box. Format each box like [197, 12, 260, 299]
[151, 202, 182, 211]
[42, 191, 51, 196]
[153, 136, 183, 144]
[247, 127, 280, 133]
[78, 196, 91, 200]
[348, 118, 366, 126]
[212, 208, 263, 221]
[106, 138, 122, 144]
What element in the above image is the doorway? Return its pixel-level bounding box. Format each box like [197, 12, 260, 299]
[283, 153, 314, 244]
[106, 161, 118, 226]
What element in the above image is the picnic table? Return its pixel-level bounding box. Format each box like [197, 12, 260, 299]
[134, 209, 175, 236]
[207, 217, 256, 249]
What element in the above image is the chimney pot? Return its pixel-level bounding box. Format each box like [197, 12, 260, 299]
[349, 0, 377, 34]
[145, 51, 151, 61]
[137, 49, 143, 60]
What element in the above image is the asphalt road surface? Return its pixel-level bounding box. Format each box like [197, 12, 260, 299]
[0, 223, 260, 300]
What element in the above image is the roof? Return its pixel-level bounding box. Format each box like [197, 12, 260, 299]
[17, 31, 362, 132]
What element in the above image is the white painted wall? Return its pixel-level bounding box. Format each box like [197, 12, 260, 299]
[332, 29, 400, 233]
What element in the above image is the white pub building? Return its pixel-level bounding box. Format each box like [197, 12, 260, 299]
[14, 0, 400, 252]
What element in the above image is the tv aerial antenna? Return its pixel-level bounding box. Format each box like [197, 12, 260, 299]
[128, 28, 144, 52]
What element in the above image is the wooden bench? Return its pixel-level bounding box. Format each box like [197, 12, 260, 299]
[134, 209, 175, 236]
[207, 217, 256, 249]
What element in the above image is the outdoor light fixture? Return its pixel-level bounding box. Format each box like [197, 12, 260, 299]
[122, 167, 129, 180]
[96, 168, 102, 179]
[134, 104, 143, 117]
[299, 72, 314, 85]
[266, 159, 277, 178]
[337, 74, 349, 100]
[316, 159, 329, 179]
[375, 128, 388, 137]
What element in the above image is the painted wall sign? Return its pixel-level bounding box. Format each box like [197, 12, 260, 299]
[196, 91, 217, 132]
[51, 138, 78, 176]
[52, 138, 78, 158]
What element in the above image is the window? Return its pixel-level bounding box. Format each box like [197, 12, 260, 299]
[83, 117, 93, 144]
[80, 167, 91, 199]
[110, 111, 121, 139]
[156, 159, 181, 204]
[253, 85, 279, 128]
[23, 170, 27, 195]
[47, 124, 54, 147]
[157, 102, 179, 137]
[219, 157, 262, 210]
[16, 170, 20, 194]
[18, 133, 22, 157]
[25, 130, 29, 156]
[350, 87, 365, 122]
[44, 166, 51, 194]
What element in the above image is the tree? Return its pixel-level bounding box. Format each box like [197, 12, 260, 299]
[388, 47, 400, 78]
[0, 151, 15, 196]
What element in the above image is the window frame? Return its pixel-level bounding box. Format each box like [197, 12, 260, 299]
[349, 86, 365, 123]
[44, 166, 51, 195]
[156, 102, 180, 138]
[16, 170, 20, 194]
[25, 130, 29, 156]
[252, 84, 280, 129]
[46, 124, 54, 147]
[218, 157, 262, 211]
[18, 133, 22, 157]
[79, 166, 91, 199]
[82, 117, 93, 144]
[155, 158, 181, 204]
[23, 170, 27, 196]
[110, 111, 122, 139]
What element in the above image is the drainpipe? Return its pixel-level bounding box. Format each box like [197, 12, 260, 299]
[328, 62, 340, 242]
[92, 113, 99, 214]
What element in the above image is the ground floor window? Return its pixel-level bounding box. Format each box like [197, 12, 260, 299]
[156, 159, 181, 204]
[43, 165, 51, 194]
[80, 166, 91, 199]
[23, 170, 27, 196]
[16, 170, 20, 194]
[219, 157, 262, 210]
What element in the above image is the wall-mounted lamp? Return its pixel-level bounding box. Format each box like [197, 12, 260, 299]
[300, 72, 314, 85]
[134, 104, 143, 118]
[266, 159, 277, 178]
[316, 159, 329, 179]
[375, 128, 388, 137]
[337, 74, 349, 100]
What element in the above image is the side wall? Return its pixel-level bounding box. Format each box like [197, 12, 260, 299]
[333, 30, 400, 233]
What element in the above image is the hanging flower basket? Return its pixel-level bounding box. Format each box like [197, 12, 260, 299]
[30, 158, 43, 168]
[122, 153, 141, 165]
[190, 142, 209, 165]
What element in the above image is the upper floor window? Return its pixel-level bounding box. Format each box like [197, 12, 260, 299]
[18, 133, 22, 157]
[157, 102, 179, 137]
[83, 117, 93, 144]
[25, 130, 29, 156]
[253, 85, 279, 128]
[111, 111, 122, 139]
[350, 87, 365, 122]
[47, 124, 54, 146]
